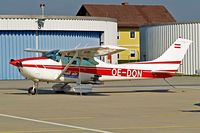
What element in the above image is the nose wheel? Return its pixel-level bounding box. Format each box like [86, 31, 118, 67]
[28, 87, 36, 95]
[28, 82, 38, 95]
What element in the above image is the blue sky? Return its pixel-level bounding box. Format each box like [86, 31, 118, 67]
[0, 0, 199, 22]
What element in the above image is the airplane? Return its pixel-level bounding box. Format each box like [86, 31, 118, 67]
[9, 38, 192, 95]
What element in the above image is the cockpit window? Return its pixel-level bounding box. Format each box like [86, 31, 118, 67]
[42, 50, 99, 65]
[42, 50, 61, 62]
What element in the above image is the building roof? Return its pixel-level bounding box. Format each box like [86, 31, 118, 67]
[0, 15, 116, 22]
[77, 4, 176, 28]
[141, 21, 200, 27]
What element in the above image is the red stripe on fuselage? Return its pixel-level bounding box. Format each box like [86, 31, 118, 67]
[19, 57, 48, 62]
[22, 64, 177, 78]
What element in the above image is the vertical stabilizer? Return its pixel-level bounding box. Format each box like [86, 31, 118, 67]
[153, 38, 192, 62]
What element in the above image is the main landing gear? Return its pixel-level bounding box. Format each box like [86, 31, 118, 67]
[28, 82, 38, 95]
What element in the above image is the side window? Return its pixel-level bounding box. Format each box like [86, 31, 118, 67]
[81, 58, 98, 66]
[72, 60, 77, 65]
[62, 56, 70, 64]
[62, 56, 98, 66]
[130, 31, 135, 39]
[73, 58, 80, 65]
[62, 56, 81, 65]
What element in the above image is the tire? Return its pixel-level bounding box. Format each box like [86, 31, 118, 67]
[28, 87, 36, 95]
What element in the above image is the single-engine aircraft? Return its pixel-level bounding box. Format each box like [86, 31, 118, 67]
[10, 38, 192, 95]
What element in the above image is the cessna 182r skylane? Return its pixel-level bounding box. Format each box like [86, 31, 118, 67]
[10, 38, 192, 95]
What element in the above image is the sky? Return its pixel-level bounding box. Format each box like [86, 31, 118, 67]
[0, 0, 199, 22]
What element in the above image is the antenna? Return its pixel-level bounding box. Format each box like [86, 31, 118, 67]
[40, 2, 45, 18]
[37, 1, 46, 29]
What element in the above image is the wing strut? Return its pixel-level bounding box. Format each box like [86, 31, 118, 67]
[56, 51, 78, 80]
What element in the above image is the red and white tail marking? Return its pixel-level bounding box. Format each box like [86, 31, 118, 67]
[174, 44, 181, 48]
[153, 38, 192, 63]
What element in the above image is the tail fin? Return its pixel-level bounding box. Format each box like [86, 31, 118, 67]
[138, 38, 192, 73]
[153, 38, 192, 62]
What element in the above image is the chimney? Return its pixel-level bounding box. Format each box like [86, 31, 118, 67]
[121, 2, 128, 5]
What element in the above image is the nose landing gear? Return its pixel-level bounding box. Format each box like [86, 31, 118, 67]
[28, 82, 38, 95]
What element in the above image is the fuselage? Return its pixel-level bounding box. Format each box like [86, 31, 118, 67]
[9, 38, 193, 85]
[10, 56, 178, 83]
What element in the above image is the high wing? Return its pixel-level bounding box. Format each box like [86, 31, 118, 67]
[24, 48, 49, 54]
[25, 45, 127, 80]
[59, 45, 127, 58]
[25, 45, 127, 58]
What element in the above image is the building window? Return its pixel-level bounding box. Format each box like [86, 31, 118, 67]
[130, 31, 135, 38]
[130, 50, 136, 58]
[117, 31, 120, 39]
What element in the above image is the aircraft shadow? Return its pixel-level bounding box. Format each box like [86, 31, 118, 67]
[94, 84, 200, 88]
[4, 88, 174, 96]
[181, 110, 200, 113]
[194, 103, 200, 106]
[180, 103, 200, 113]
[92, 89, 174, 94]
[5, 88, 109, 96]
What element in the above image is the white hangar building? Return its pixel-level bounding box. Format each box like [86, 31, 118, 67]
[0, 15, 117, 80]
[140, 22, 200, 75]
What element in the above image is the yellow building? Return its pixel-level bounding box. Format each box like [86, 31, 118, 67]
[117, 28, 140, 63]
[77, 3, 176, 63]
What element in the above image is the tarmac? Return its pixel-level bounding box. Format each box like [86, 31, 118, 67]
[0, 76, 200, 133]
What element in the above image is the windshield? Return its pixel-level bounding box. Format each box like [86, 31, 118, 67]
[42, 50, 61, 62]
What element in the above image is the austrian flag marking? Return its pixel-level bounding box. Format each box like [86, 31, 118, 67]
[174, 44, 181, 48]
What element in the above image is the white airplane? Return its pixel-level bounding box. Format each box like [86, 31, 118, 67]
[10, 38, 192, 95]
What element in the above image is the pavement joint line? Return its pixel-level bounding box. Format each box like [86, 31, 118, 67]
[41, 116, 95, 120]
[0, 113, 113, 133]
[104, 125, 200, 130]
[1, 128, 93, 133]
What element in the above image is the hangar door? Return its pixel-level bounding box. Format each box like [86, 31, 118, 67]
[0, 30, 100, 80]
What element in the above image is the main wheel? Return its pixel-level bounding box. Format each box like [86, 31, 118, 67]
[28, 87, 36, 95]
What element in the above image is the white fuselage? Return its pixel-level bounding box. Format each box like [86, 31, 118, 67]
[13, 57, 179, 83]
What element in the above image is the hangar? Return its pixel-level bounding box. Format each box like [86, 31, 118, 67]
[140, 22, 200, 75]
[0, 15, 117, 80]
